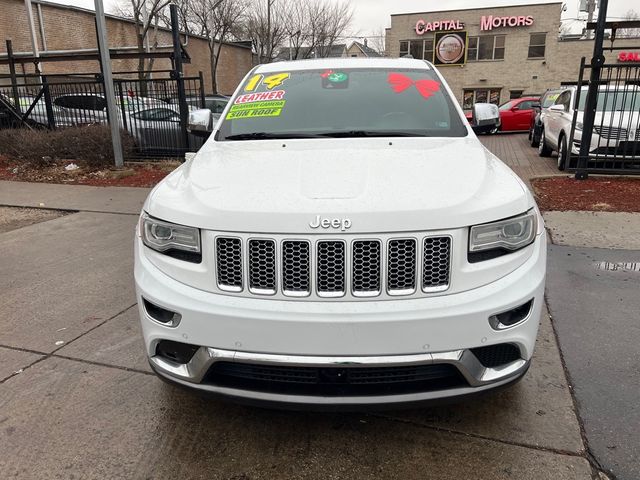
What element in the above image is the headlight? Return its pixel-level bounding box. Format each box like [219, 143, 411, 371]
[141, 213, 201, 263]
[468, 210, 537, 262]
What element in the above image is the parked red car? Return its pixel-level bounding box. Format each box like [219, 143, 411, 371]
[497, 97, 539, 132]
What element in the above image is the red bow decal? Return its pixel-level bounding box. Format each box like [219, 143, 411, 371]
[320, 69, 334, 78]
[388, 73, 441, 99]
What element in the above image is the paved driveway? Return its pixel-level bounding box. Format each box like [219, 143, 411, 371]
[0, 142, 595, 480]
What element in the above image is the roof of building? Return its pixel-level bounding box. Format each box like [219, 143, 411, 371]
[25, 0, 252, 50]
[350, 41, 382, 57]
[390, 1, 561, 17]
[275, 44, 347, 61]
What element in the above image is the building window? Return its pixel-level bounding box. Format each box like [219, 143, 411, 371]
[423, 37, 434, 62]
[399, 41, 409, 57]
[399, 38, 434, 60]
[510, 90, 524, 99]
[528, 33, 546, 58]
[462, 88, 501, 109]
[467, 35, 505, 61]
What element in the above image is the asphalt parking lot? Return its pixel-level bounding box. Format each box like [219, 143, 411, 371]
[0, 135, 634, 479]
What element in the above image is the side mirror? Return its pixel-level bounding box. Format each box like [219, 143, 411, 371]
[549, 104, 565, 113]
[471, 103, 500, 134]
[188, 108, 213, 137]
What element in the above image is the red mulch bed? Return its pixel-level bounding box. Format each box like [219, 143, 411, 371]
[531, 176, 640, 212]
[0, 154, 176, 188]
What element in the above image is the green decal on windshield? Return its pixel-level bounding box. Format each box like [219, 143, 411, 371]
[328, 72, 348, 83]
[226, 100, 286, 119]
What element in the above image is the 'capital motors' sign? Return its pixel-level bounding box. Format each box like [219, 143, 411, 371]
[480, 15, 534, 30]
[415, 14, 534, 35]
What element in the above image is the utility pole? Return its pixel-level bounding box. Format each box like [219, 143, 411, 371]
[94, 0, 124, 168]
[24, 0, 43, 76]
[266, 0, 275, 62]
[576, 0, 608, 180]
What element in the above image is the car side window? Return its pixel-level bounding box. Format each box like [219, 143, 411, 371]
[133, 108, 179, 121]
[517, 101, 533, 110]
[555, 91, 571, 112]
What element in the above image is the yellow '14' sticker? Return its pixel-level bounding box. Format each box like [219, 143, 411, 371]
[244, 73, 290, 91]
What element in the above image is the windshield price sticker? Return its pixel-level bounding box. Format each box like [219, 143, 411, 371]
[235, 90, 285, 104]
[244, 73, 290, 92]
[226, 100, 286, 120]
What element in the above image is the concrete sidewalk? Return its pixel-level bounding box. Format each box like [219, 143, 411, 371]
[0, 179, 596, 479]
[0, 180, 150, 214]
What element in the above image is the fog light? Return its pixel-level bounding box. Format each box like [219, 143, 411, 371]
[489, 299, 533, 330]
[156, 340, 199, 364]
[143, 299, 182, 327]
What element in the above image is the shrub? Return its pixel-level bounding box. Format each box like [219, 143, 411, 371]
[0, 125, 135, 168]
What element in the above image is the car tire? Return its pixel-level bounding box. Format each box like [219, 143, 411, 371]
[557, 134, 567, 171]
[538, 128, 552, 157]
[530, 126, 540, 148]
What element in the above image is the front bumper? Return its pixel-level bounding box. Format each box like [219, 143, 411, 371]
[149, 347, 530, 410]
[135, 233, 546, 407]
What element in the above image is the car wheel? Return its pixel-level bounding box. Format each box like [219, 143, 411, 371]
[557, 134, 567, 171]
[538, 128, 552, 157]
[530, 126, 540, 147]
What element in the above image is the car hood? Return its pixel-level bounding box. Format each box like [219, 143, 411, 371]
[577, 110, 640, 127]
[145, 137, 531, 233]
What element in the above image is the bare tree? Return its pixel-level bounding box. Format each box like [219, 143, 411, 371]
[618, 9, 640, 38]
[190, 0, 246, 93]
[274, 0, 353, 60]
[117, 0, 171, 80]
[366, 28, 386, 56]
[245, 0, 288, 63]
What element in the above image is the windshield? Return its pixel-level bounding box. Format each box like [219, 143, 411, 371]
[217, 67, 467, 140]
[542, 92, 560, 108]
[498, 101, 514, 111]
[577, 89, 640, 112]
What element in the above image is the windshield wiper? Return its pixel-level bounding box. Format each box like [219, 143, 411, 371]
[223, 132, 326, 140]
[317, 130, 429, 138]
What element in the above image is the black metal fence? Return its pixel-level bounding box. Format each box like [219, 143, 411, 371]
[0, 72, 208, 160]
[566, 61, 640, 174]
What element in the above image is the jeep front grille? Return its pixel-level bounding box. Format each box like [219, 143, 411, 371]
[387, 239, 417, 295]
[282, 240, 311, 296]
[214, 234, 451, 300]
[215, 237, 243, 291]
[352, 240, 381, 296]
[423, 237, 451, 292]
[317, 241, 346, 297]
[248, 239, 276, 294]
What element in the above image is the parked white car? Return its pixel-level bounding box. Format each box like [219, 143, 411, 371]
[538, 85, 640, 170]
[134, 58, 546, 409]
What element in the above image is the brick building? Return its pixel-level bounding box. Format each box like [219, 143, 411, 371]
[385, 2, 640, 109]
[0, 0, 253, 95]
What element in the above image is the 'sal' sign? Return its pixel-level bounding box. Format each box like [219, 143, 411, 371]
[416, 15, 534, 35]
[618, 51, 640, 62]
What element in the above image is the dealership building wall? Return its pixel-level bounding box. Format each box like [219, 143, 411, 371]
[0, 0, 253, 95]
[385, 2, 640, 109]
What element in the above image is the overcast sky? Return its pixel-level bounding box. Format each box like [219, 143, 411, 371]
[45, 0, 639, 37]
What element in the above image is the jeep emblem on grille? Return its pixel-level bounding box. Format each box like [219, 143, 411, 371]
[309, 215, 352, 231]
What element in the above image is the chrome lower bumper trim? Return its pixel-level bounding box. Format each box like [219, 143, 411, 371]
[148, 345, 529, 406]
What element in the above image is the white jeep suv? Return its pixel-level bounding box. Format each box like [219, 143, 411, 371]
[134, 58, 546, 409]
